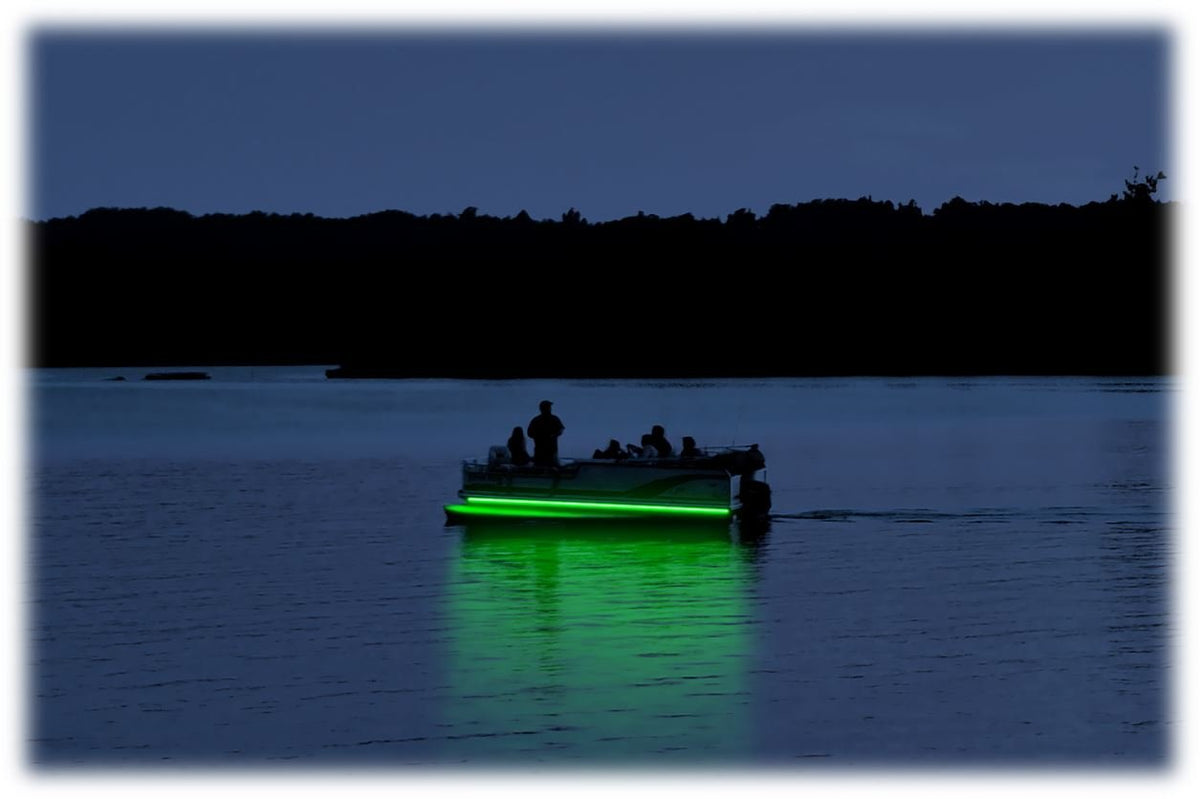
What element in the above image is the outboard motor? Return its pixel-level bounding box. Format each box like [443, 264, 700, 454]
[734, 444, 771, 522]
[738, 476, 772, 519]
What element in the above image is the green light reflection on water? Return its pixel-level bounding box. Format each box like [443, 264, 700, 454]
[443, 522, 756, 764]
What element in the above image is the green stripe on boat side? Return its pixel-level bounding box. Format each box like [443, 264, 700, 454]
[447, 497, 732, 519]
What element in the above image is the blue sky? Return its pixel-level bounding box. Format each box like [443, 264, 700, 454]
[27, 25, 1170, 221]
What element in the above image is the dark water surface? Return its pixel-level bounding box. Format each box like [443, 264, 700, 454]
[27, 368, 1172, 768]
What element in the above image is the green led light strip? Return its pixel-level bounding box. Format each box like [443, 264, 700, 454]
[456, 496, 731, 518]
[444, 503, 623, 519]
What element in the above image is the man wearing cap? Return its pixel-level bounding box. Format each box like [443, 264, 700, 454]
[527, 400, 565, 467]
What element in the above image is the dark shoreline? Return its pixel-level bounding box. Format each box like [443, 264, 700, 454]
[28, 194, 1171, 376]
[31, 363, 1170, 380]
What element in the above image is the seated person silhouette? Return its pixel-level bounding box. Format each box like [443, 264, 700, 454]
[627, 433, 660, 459]
[647, 425, 673, 457]
[507, 426, 531, 466]
[679, 436, 702, 458]
[593, 439, 627, 460]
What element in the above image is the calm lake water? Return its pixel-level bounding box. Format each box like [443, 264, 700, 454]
[26, 367, 1173, 769]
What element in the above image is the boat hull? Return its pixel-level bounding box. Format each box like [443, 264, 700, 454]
[445, 457, 765, 524]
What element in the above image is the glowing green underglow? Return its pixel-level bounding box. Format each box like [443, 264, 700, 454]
[444, 503, 627, 519]
[456, 495, 732, 518]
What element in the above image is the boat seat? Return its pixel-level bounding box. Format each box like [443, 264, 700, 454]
[487, 445, 511, 466]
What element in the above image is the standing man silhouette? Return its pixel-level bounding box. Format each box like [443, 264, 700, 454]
[527, 400, 565, 467]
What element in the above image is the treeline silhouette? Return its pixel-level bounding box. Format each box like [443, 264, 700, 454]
[29, 184, 1170, 376]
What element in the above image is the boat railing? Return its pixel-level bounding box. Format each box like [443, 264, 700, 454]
[465, 443, 765, 474]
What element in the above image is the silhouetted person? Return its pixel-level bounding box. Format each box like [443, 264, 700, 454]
[679, 436, 702, 458]
[593, 439, 626, 460]
[648, 425, 673, 457]
[527, 400, 565, 467]
[507, 426, 531, 466]
[627, 433, 659, 459]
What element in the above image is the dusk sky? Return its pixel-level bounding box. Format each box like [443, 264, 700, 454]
[27, 23, 1171, 222]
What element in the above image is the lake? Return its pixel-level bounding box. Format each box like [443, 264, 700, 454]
[26, 367, 1172, 769]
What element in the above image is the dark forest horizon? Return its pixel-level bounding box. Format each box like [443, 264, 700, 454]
[28, 178, 1172, 377]
[20, 178, 1166, 225]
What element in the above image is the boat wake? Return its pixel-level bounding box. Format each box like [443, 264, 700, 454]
[768, 506, 1113, 525]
